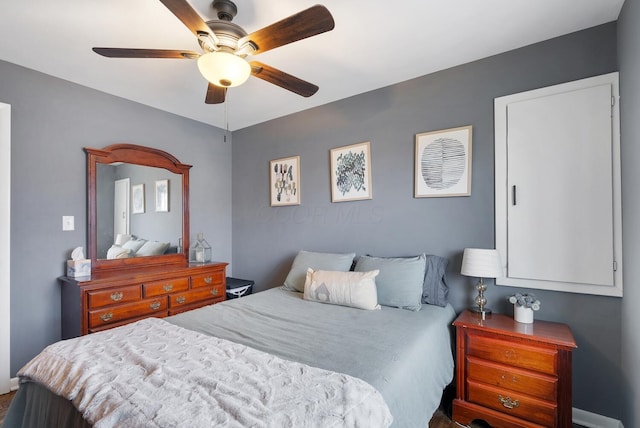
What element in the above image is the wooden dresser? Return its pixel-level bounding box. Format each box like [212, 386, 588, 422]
[452, 310, 577, 428]
[60, 262, 227, 338]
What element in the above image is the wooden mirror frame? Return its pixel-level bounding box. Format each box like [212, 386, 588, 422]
[86, 144, 192, 272]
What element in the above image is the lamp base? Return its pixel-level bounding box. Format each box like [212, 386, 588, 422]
[470, 306, 492, 315]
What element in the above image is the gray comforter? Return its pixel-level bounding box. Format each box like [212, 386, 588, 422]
[169, 287, 456, 427]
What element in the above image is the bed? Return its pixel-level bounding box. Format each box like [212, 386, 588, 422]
[4, 252, 456, 427]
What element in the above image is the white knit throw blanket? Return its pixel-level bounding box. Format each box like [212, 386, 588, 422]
[18, 318, 392, 428]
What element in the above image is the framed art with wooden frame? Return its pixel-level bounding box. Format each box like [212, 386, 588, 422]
[270, 156, 300, 206]
[415, 125, 472, 198]
[330, 141, 372, 203]
[131, 184, 145, 214]
[155, 179, 169, 212]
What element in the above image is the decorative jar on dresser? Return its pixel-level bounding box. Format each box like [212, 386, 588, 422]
[60, 261, 227, 338]
[453, 310, 577, 428]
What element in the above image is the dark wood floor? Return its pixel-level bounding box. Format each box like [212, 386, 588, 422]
[0, 390, 16, 425]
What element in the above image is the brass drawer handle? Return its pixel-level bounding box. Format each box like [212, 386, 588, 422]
[100, 312, 113, 322]
[176, 296, 186, 304]
[163, 284, 174, 292]
[150, 302, 161, 310]
[204, 276, 213, 284]
[210, 288, 219, 296]
[110, 292, 123, 301]
[498, 395, 519, 409]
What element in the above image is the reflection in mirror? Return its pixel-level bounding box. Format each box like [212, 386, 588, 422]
[96, 163, 182, 260]
[86, 144, 191, 273]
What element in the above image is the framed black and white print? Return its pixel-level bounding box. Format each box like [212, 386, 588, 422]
[131, 184, 145, 214]
[330, 141, 372, 202]
[270, 156, 300, 206]
[155, 179, 169, 212]
[414, 126, 472, 198]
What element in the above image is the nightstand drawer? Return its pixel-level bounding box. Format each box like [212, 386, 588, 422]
[87, 285, 141, 308]
[144, 277, 189, 297]
[467, 379, 557, 427]
[467, 356, 557, 401]
[467, 334, 557, 375]
[192, 270, 224, 288]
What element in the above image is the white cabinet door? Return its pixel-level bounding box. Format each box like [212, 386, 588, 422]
[495, 73, 622, 296]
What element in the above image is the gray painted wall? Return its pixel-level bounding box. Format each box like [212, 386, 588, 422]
[0, 59, 233, 375]
[232, 23, 625, 420]
[617, 1, 640, 426]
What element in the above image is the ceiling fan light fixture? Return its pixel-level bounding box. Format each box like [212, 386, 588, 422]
[197, 51, 251, 88]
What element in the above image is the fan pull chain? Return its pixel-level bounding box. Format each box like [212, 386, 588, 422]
[224, 95, 230, 143]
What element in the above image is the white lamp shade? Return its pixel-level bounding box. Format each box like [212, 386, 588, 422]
[197, 51, 251, 88]
[461, 248, 504, 278]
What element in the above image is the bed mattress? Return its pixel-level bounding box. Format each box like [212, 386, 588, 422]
[5, 287, 455, 427]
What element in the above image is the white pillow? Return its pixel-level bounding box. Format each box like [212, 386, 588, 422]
[114, 233, 132, 246]
[303, 268, 381, 310]
[106, 245, 131, 259]
[135, 241, 170, 256]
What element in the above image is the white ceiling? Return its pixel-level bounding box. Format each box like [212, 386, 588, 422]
[0, 0, 624, 131]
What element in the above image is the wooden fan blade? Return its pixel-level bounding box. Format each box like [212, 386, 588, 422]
[159, 0, 213, 38]
[240, 5, 334, 54]
[93, 48, 200, 59]
[250, 61, 318, 97]
[205, 83, 227, 104]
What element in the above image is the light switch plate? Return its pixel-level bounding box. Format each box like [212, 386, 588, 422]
[62, 216, 74, 231]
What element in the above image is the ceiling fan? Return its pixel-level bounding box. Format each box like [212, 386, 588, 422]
[93, 0, 335, 104]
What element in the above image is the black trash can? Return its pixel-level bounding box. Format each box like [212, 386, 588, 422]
[226, 277, 254, 299]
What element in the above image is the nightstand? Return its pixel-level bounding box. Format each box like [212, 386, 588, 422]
[452, 310, 577, 428]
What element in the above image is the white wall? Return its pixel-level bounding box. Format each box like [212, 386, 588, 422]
[0, 102, 10, 393]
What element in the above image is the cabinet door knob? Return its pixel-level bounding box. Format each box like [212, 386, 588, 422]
[204, 276, 213, 284]
[176, 296, 186, 304]
[210, 288, 219, 296]
[110, 292, 123, 301]
[100, 312, 113, 322]
[163, 284, 174, 292]
[498, 395, 519, 409]
[150, 302, 161, 310]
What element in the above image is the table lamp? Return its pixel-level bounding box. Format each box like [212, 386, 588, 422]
[460, 248, 504, 315]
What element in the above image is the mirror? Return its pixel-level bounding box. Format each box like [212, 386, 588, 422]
[86, 144, 191, 272]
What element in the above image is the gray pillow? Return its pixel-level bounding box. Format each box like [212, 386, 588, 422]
[283, 250, 356, 292]
[354, 254, 426, 311]
[422, 255, 449, 307]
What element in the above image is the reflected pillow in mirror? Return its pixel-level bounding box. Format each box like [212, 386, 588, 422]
[114, 234, 132, 246]
[106, 245, 132, 259]
[135, 241, 170, 257]
[121, 237, 147, 254]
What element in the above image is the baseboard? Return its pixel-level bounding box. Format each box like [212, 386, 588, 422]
[573, 407, 624, 428]
[10, 377, 18, 391]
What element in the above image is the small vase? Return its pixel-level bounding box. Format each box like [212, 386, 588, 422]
[514, 305, 534, 324]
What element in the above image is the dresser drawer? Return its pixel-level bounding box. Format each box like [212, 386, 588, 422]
[467, 334, 557, 375]
[191, 270, 224, 288]
[88, 297, 168, 329]
[87, 285, 141, 308]
[467, 357, 557, 401]
[467, 380, 557, 427]
[144, 277, 189, 297]
[170, 285, 225, 307]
